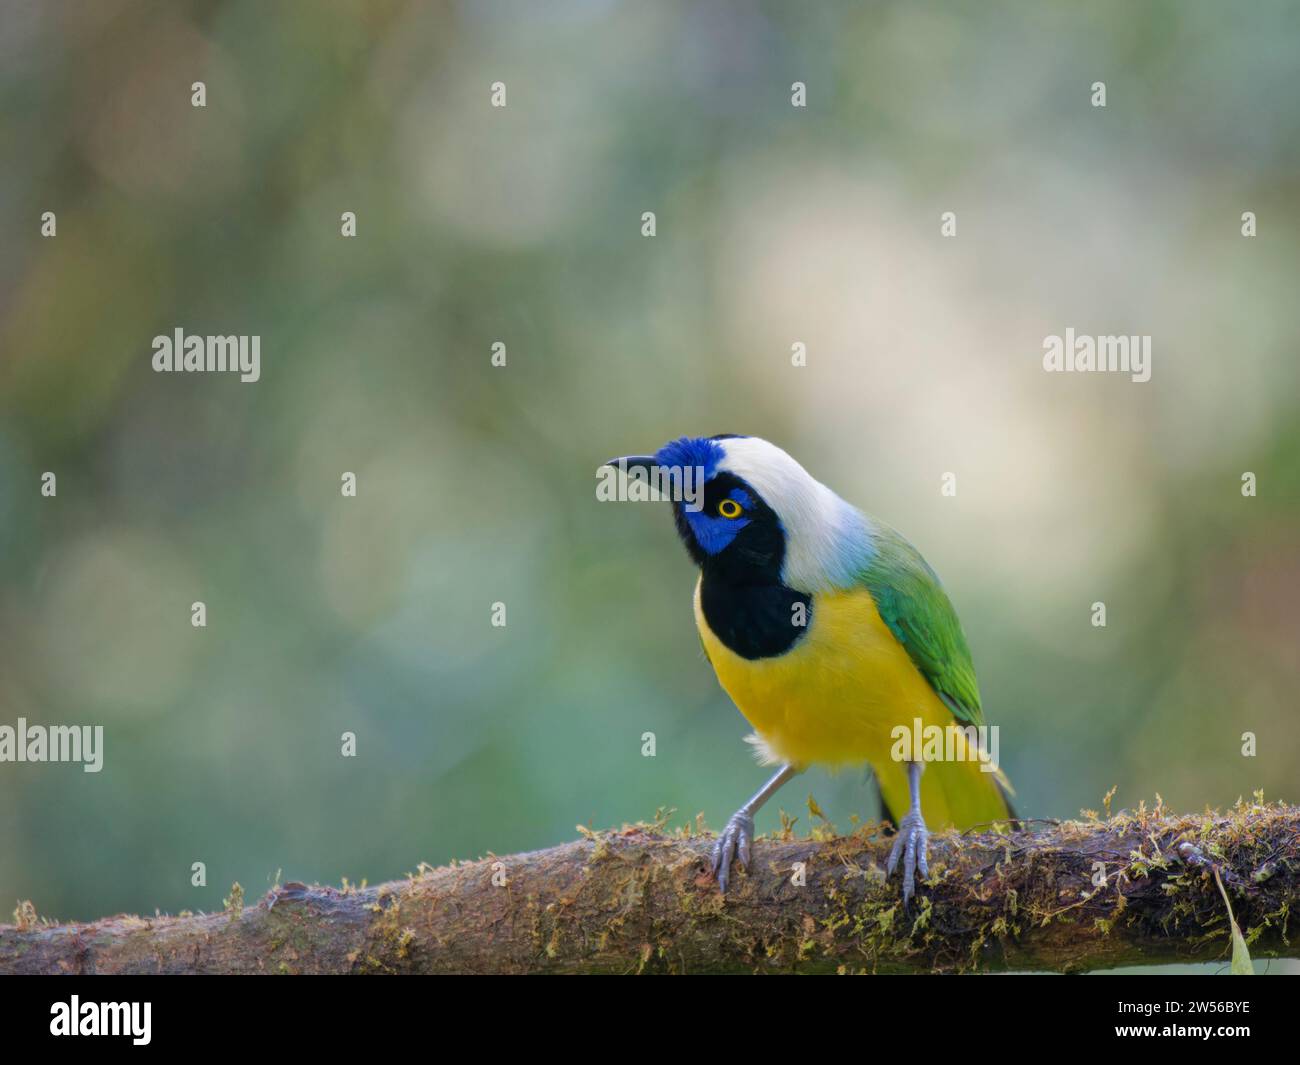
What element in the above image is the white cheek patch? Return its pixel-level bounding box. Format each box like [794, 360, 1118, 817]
[716, 437, 874, 593]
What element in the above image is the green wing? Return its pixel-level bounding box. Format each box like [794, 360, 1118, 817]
[859, 523, 983, 726]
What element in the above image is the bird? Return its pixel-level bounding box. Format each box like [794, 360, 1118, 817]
[605, 434, 1014, 901]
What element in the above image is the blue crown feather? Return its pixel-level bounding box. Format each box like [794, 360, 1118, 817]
[653, 435, 733, 481]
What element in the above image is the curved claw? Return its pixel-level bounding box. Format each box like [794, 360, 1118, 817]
[711, 810, 755, 893]
[885, 810, 930, 905]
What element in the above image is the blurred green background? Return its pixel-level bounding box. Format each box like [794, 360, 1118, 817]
[1, 0, 1298, 975]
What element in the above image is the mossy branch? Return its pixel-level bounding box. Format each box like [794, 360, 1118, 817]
[3, 803, 1298, 974]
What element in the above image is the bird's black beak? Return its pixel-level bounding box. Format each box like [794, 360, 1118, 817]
[603, 455, 658, 475]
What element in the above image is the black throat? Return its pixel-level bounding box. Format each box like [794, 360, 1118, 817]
[684, 477, 812, 660]
[699, 571, 812, 660]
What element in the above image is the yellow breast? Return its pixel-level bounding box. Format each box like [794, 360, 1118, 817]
[693, 578, 1011, 831]
[694, 577, 956, 765]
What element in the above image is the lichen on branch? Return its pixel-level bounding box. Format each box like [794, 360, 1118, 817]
[2, 800, 1296, 974]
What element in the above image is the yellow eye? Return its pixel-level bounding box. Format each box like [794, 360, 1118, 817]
[718, 498, 744, 519]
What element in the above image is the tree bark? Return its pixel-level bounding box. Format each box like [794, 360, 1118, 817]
[3, 804, 1297, 974]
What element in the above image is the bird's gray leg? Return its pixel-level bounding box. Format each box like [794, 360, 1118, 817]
[886, 759, 930, 904]
[712, 764, 797, 893]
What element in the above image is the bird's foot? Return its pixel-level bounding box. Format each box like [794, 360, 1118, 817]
[885, 809, 930, 905]
[711, 809, 754, 893]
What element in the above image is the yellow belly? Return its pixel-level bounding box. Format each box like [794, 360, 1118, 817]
[694, 578, 1008, 830]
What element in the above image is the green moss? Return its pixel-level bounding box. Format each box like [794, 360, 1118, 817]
[11, 900, 38, 932]
[783, 798, 1300, 972]
[222, 883, 243, 924]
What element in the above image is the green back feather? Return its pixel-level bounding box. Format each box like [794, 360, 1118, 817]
[859, 523, 983, 726]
